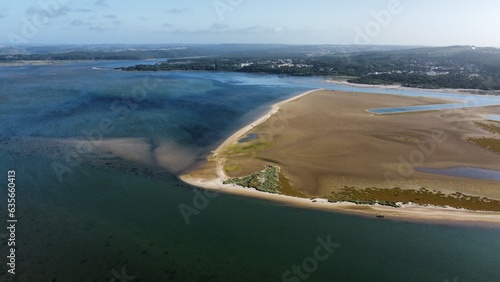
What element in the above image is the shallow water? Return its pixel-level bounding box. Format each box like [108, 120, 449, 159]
[485, 115, 500, 122]
[238, 133, 259, 143]
[1, 62, 499, 281]
[418, 167, 500, 181]
[367, 95, 500, 114]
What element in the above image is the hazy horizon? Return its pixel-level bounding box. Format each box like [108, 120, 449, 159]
[1, 0, 500, 47]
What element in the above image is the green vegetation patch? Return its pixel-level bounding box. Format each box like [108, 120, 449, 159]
[223, 165, 242, 173]
[224, 165, 308, 197]
[328, 186, 500, 211]
[474, 121, 500, 134]
[277, 172, 308, 198]
[223, 141, 272, 158]
[224, 166, 281, 194]
[468, 137, 500, 154]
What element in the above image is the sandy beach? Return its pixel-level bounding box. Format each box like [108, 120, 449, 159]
[180, 174, 500, 226]
[181, 89, 500, 225]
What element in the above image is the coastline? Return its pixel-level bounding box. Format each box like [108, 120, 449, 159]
[0, 60, 91, 67]
[180, 89, 500, 226]
[181, 173, 500, 227]
[212, 89, 322, 158]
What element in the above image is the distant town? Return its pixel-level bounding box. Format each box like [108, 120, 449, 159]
[120, 45, 500, 91]
[2, 44, 500, 91]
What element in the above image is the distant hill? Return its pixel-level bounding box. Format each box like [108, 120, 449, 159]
[2, 44, 500, 91]
[344, 46, 500, 90]
[121, 45, 500, 91]
[0, 44, 416, 59]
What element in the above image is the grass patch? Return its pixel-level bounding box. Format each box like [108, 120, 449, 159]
[224, 166, 281, 194]
[223, 141, 272, 157]
[475, 121, 500, 134]
[224, 165, 242, 173]
[468, 137, 500, 154]
[277, 172, 308, 198]
[224, 165, 309, 197]
[329, 186, 500, 211]
[224, 168, 500, 211]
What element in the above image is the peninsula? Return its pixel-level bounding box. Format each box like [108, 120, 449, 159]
[181, 89, 500, 225]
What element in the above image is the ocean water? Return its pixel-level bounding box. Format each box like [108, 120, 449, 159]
[1, 61, 500, 281]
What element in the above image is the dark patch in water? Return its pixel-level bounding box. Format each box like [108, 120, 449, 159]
[36, 94, 169, 119]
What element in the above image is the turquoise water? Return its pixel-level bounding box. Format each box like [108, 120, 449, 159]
[1, 62, 500, 281]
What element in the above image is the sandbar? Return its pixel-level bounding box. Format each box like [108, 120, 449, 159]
[181, 89, 500, 225]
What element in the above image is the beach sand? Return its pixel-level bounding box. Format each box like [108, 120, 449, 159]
[181, 89, 500, 225]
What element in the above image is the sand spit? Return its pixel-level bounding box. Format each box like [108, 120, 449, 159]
[181, 89, 500, 226]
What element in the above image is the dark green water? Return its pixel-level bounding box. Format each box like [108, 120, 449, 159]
[1, 62, 499, 281]
[4, 156, 500, 282]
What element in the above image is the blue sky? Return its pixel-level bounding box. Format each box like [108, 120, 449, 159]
[1, 0, 499, 46]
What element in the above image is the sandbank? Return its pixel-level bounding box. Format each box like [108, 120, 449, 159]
[180, 89, 500, 225]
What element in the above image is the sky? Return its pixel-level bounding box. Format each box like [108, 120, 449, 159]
[1, 0, 499, 46]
